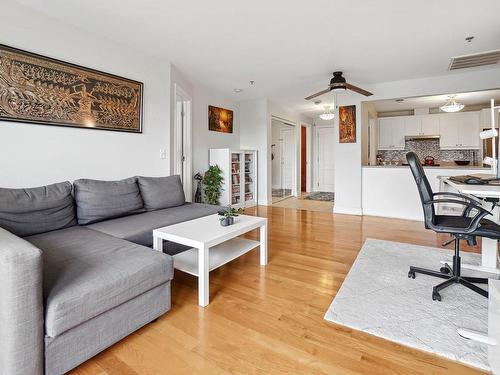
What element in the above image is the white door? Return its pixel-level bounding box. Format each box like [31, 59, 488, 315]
[317, 127, 335, 192]
[280, 127, 295, 194]
[174, 85, 192, 200]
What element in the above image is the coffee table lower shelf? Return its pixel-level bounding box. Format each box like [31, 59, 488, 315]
[172, 237, 260, 276]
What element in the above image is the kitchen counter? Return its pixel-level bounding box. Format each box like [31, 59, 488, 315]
[363, 165, 490, 170]
[362, 165, 490, 221]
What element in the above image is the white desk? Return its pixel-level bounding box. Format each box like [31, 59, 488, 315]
[443, 178, 500, 275]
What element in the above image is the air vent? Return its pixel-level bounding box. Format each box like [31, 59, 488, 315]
[449, 50, 500, 70]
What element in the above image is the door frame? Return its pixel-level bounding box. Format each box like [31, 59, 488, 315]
[314, 124, 335, 192]
[173, 84, 193, 201]
[279, 126, 295, 197]
[300, 123, 313, 192]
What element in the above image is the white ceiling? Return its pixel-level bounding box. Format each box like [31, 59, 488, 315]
[371, 88, 500, 112]
[15, 0, 500, 117]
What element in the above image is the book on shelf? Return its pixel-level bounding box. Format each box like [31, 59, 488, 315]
[232, 174, 240, 184]
[245, 192, 253, 201]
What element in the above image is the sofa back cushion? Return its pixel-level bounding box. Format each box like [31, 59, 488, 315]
[74, 178, 145, 225]
[0, 182, 76, 237]
[137, 175, 186, 211]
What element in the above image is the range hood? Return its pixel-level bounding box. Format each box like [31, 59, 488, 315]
[405, 135, 440, 141]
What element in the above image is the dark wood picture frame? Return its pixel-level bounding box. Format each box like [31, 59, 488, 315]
[208, 105, 233, 133]
[0, 43, 143, 133]
[339, 105, 356, 143]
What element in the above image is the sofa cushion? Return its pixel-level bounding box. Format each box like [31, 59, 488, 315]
[25, 226, 173, 337]
[137, 175, 185, 211]
[86, 203, 221, 252]
[0, 182, 76, 237]
[74, 178, 145, 225]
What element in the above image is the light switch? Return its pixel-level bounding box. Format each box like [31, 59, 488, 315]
[160, 149, 167, 159]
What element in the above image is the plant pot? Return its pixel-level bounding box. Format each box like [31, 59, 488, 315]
[220, 217, 234, 227]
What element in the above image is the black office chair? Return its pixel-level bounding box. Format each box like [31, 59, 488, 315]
[406, 152, 500, 301]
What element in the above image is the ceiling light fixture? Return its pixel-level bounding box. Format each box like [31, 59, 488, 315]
[319, 105, 335, 121]
[233, 88, 243, 93]
[440, 95, 465, 113]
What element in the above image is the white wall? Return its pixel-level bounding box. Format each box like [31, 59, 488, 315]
[0, 2, 171, 188]
[192, 85, 240, 177]
[240, 99, 269, 205]
[334, 67, 500, 216]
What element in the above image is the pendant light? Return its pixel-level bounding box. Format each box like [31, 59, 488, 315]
[319, 105, 335, 120]
[440, 95, 465, 113]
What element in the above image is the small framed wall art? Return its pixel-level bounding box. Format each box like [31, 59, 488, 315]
[208, 105, 233, 133]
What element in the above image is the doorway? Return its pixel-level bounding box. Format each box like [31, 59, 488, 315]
[271, 119, 296, 203]
[173, 84, 192, 201]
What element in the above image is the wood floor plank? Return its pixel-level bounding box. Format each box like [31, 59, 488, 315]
[70, 205, 486, 374]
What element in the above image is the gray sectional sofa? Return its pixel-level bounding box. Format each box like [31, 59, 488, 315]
[0, 175, 220, 375]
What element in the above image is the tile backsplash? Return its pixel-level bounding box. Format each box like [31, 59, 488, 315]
[378, 139, 478, 165]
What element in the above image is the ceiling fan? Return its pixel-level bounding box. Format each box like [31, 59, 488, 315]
[305, 71, 373, 100]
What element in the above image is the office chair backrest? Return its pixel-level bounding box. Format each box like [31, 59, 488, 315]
[406, 152, 435, 227]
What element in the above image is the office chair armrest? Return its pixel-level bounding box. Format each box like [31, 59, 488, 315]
[425, 198, 490, 215]
[425, 199, 492, 234]
[433, 192, 482, 205]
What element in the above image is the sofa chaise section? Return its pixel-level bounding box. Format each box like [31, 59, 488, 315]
[25, 226, 173, 338]
[25, 226, 173, 374]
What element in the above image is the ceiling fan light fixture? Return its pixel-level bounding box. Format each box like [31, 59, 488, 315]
[440, 95, 464, 113]
[319, 105, 335, 120]
[331, 85, 347, 93]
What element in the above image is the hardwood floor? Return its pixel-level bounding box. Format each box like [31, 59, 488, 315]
[71, 206, 484, 375]
[272, 193, 333, 212]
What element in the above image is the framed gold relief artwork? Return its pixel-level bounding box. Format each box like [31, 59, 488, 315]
[208, 105, 233, 133]
[339, 105, 356, 143]
[0, 44, 143, 133]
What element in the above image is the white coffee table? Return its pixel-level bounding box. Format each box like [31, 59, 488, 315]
[153, 214, 267, 307]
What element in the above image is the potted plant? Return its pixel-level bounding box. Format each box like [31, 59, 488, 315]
[218, 206, 243, 226]
[202, 165, 223, 205]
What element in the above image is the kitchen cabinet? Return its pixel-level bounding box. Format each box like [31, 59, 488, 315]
[378, 117, 405, 150]
[480, 108, 499, 130]
[404, 115, 439, 136]
[439, 112, 480, 149]
[421, 115, 440, 135]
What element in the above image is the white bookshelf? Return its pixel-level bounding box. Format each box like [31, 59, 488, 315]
[209, 149, 257, 208]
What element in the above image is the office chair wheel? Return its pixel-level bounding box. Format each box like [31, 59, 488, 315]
[432, 291, 442, 301]
[440, 266, 450, 274]
[408, 271, 416, 279]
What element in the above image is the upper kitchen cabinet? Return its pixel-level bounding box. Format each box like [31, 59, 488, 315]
[439, 112, 480, 149]
[404, 115, 440, 136]
[378, 117, 405, 150]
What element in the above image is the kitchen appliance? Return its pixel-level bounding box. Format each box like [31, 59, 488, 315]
[424, 156, 436, 166]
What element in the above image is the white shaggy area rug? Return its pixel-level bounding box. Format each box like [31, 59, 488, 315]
[324, 238, 493, 371]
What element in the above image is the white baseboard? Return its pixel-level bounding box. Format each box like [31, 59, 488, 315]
[361, 208, 422, 222]
[333, 206, 363, 216]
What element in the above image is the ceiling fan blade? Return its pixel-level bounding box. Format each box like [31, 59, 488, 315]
[304, 88, 331, 100]
[345, 83, 373, 96]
